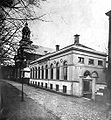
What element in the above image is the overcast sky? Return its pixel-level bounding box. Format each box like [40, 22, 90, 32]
[29, 0, 111, 52]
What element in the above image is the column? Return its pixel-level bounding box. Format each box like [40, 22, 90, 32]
[44, 69, 46, 79]
[48, 68, 50, 80]
[79, 77, 83, 97]
[67, 66, 73, 81]
[53, 68, 56, 79]
[37, 69, 38, 79]
[60, 66, 63, 80]
[40, 68, 42, 79]
[92, 78, 96, 100]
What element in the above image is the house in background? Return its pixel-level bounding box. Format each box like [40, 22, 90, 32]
[29, 34, 107, 100]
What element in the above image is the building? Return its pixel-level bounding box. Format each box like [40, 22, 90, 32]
[14, 23, 53, 81]
[29, 34, 107, 100]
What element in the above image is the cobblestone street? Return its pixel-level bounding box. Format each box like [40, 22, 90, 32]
[4, 80, 109, 120]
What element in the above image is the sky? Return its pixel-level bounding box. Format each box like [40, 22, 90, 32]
[29, 0, 111, 53]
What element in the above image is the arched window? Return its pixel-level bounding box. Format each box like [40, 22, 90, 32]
[38, 67, 40, 79]
[50, 64, 53, 79]
[63, 61, 67, 80]
[30, 68, 32, 78]
[35, 67, 37, 79]
[33, 67, 35, 79]
[42, 66, 44, 79]
[56, 62, 59, 79]
[33, 67, 34, 79]
[45, 65, 48, 79]
[84, 70, 91, 77]
[91, 71, 98, 78]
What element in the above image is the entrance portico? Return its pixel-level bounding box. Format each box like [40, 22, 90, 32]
[80, 74, 97, 100]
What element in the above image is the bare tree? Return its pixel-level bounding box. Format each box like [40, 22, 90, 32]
[0, 0, 48, 118]
[0, 0, 47, 66]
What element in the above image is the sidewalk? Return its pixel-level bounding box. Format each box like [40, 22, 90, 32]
[0, 80, 60, 120]
[3, 79, 109, 120]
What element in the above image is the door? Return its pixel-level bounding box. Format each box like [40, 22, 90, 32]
[83, 79, 92, 99]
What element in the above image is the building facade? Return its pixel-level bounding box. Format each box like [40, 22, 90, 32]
[29, 35, 107, 100]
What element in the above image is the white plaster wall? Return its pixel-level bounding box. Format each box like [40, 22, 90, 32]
[30, 79, 81, 96]
[72, 82, 80, 96]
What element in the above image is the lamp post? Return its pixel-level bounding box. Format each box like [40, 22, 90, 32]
[19, 46, 26, 102]
[14, 22, 32, 101]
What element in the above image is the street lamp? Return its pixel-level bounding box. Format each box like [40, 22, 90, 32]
[14, 22, 33, 101]
[18, 46, 26, 102]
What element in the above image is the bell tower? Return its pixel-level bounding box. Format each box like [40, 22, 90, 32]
[19, 22, 33, 47]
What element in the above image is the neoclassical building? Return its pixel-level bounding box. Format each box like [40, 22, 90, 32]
[29, 35, 107, 99]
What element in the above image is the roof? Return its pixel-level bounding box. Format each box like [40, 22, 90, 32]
[30, 43, 107, 64]
[60, 43, 95, 52]
[24, 44, 54, 55]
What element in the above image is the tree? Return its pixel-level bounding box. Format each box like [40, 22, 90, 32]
[0, 0, 47, 66]
[0, 0, 47, 118]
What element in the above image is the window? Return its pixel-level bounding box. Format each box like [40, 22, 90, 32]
[56, 85, 59, 91]
[38, 67, 40, 79]
[56, 62, 59, 79]
[98, 60, 103, 66]
[33, 68, 34, 79]
[35, 82, 37, 85]
[50, 64, 53, 79]
[33, 68, 35, 79]
[88, 59, 94, 65]
[84, 70, 91, 77]
[30, 68, 32, 78]
[78, 57, 84, 64]
[42, 66, 44, 79]
[45, 65, 48, 79]
[63, 61, 67, 80]
[92, 71, 98, 78]
[35, 67, 37, 79]
[63, 85, 67, 93]
[41, 82, 43, 87]
[50, 84, 53, 89]
[38, 82, 40, 86]
[45, 83, 47, 88]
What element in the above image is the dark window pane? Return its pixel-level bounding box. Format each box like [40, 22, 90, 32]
[56, 85, 59, 91]
[50, 84, 53, 89]
[89, 59, 94, 65]
[98, 60, 103, 66]
[63, 85, 67, 93]
[78, 57, 84, 64]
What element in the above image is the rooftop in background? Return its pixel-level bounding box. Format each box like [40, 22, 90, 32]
[24, 44, 54, 55]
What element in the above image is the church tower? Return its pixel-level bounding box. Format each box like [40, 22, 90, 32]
[19, 22, 33, 47]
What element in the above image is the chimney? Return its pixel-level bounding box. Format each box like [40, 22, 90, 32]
[74, 34, 80, 44]
[56, 45, 60, 51]
[44, 50, 48, 54]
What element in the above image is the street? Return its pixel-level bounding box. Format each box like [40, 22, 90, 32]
[2, 79, 109, 120]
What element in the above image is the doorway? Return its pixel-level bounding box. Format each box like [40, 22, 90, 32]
[83, 79, 92, 99]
